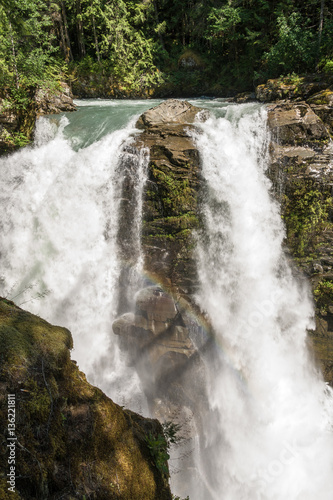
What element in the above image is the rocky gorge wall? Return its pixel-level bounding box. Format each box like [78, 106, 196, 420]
[260, 82, 333, 385]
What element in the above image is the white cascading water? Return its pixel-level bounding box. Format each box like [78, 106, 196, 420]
[191, 103, 333, 499]
[0, 111, 149, 410]
[0, 100, 333, 499]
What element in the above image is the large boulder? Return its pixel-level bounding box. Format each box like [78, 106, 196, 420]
[35, 82, 76, 116]
[0, 298, 172, 499]
[267, 102, 330, 146]
[136, 98, 208, 129]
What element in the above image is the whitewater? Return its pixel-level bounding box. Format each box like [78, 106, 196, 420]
[0, 99, 332, 499]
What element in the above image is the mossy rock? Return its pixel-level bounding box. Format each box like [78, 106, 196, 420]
[0, 298, 172, 499]
[132, 100, 206, 299]
[307, 89, 333, 106]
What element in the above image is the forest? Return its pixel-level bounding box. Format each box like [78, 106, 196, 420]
[0, 0, 333, 100]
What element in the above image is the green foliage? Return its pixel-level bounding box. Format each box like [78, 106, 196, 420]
[145, 420, 182, 477]
[314, 280, 333, 314]
[322, 59, 333, 74]
[206, 5, 242, 43]
[145, 431, 170, 476]
[264, 13, 316, 76]
[1, 0, 333, 100]
[162, 420, 182, 446]
[0, 0, 58, 89]
[283, 182, 333, 257]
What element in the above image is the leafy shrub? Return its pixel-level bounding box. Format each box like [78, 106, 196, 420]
[264, 13, 316, 76]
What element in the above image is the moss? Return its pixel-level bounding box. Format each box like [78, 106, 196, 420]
[282, 179, 333, 257]
[307, 89, 333, 106]
[149, 163, 196, 217]
[0, 298, 172, 500]
[314, 280, 333, 314]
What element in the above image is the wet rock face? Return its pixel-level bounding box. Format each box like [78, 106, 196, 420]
[134, 99, 208, 298]
[113, 286, 195, 370]
[266, 100, 333, 385]
[115, 99, 210, 448]
[112, 286, 206, 419]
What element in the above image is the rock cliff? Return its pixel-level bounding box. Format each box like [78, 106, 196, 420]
[0, 297, 172, 500]
[113, 100, 209, 489]
[135, 99, 208, 298]
[266, 92, 333, 385]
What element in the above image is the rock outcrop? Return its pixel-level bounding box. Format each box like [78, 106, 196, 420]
[0, 83, 76, 156]
[0, 298, 172, 500]
[134, 99, 208, 298]
[113, 102, 211, 496]
[114, 99, 210, 417]
[34, 82, 76, 116]
[266, 99, 333, 385]
[256, 75, 333, 103]
[112, 286, 206, 420]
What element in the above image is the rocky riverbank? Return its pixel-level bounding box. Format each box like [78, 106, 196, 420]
[0, 83, 76, 156]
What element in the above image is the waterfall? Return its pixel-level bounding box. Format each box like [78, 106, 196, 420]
[190, 103, 333, 499]
[0, 107, 149, 409]
[1, 100, 333, 499]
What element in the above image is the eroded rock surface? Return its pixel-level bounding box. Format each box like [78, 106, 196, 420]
[112, 286, 205, 418]
[267, 100, 333, 385]
[134, 99, 208, 298]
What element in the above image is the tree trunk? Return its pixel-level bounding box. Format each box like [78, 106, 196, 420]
[8, 20, 19, 89]
[153, 1, 165, 50]
[316, 0, 325, 69]
[76, 0, 86, 58]
[60, 0, 73, 62]
[92, 13, 101, 63]
[318, 0, 324, 49]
